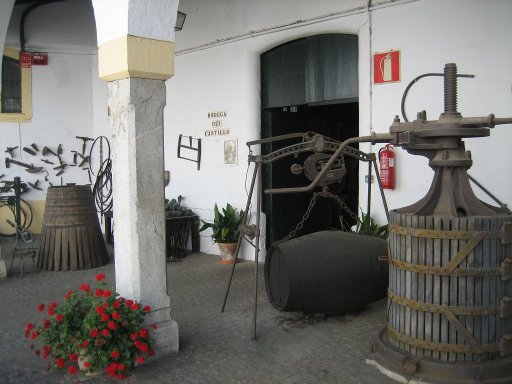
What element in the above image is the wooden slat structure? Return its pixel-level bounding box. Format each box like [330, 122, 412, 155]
[37, 185, 109, 271]
[387, 211, 512, 362]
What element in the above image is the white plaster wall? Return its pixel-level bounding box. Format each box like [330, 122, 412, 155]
[92, 0, 178, 44]
[165, 0, 512, 259]
[363, 0, 512, 224]
[1, 0, 110, 232]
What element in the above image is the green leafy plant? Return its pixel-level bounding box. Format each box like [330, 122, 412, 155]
[199, 203, 245, 243]
[339, 209, 388, 239]
[25, 274, 156, 379]
[165, 195, 195, 217]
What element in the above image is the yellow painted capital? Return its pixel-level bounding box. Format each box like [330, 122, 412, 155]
[98, 35, 174, 81]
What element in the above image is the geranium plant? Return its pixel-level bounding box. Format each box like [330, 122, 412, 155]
[25, 273, 156, 379]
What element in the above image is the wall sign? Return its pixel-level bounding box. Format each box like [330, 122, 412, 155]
[205, 111, 229, 136]
[373, 50, 400, 84]
[32, 53, 48, 65]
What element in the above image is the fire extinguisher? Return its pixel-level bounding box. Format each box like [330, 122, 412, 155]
[379, 144, 395, 189]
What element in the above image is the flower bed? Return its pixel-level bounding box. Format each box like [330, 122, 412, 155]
[25, 274, 156, 379]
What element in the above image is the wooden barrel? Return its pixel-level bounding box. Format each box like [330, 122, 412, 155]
[387, 210, 512, 362]
[265, 230, 388, 315]
[37, 186, 109, 271]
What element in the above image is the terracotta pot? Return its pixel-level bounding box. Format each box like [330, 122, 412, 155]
[217, 242, 238, 264]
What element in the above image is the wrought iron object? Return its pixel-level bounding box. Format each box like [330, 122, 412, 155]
[23, 147, 36, 156]
[5, 158, 43, 173]
[76, 136, 94, 155]
[365, 63, 512, 384]
[30, 143, 39, 152]
[78, 155, 90, 167]
[41, 158, 54, 165]
[5, 146, 18, 158]
[53, 163, 67, 171]
[28, 179, 42, 191]
[221, 131, 391, 340]
[177, 134, 202, 170]
[71, 150, 78, 165]
[42, 146, 57, 157]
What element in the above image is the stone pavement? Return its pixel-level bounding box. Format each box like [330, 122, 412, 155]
[0, 237, 396, 384]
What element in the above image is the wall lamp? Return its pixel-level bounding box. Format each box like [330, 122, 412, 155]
[175, 11, 186, 31]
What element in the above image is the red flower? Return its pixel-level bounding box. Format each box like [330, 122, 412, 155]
[111, 350, 120, 359]
[126, 300, 134, 307]
[101, 329, 110, 337]
[101, 313, 110, 322]
[35, 350, 40, 356]
[84, 362, 91, 369]
[43, 319, 51, 329]
[56, 358, 65, 369]
[130, 303, 140, 311]
[106, 362, 119, 377]
[136, 356, 145, 364]
[103, 290, 112, 298]
[143, 305, 151, 313]
[118, 363, 126, 371]
[96, 273, 106, 281]
[90, 329, 99, 338]
[80, 283, 91, 292]
[68, 365, 77, 375]
[30, 332, 38, 340]
[55, 314, 64, 322]
[130, 332, 139, 340]
[48, 307, 55, 316]
[96, 304, 105, 315]
[148, 349, 155, 356]
[150, 323, 158, 330]
[140, 328, 149, 338]
[138, 342, 149, 352]
[25, 322, 34, 331]
[112, 300, 121, 309]
[95, 288, 104, 297]
[112, 311, 121, 320]
[37, 303, 45, 312]
[81, 340, 89, 348]
[64, 290, 73, 300]
[69, 353, 79, 362]
[108, 321, 117, 330]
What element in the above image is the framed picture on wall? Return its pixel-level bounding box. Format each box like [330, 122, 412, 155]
[224, 139, 237, 165]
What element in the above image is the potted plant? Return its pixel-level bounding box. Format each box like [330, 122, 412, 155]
[165, 196, 197, 260]
[339, 209, 388, 239]
[199, 203, 245, 264]
[25, 273, 156, 379]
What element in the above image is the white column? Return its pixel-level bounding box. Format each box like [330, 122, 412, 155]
[109, 77, 179, 353]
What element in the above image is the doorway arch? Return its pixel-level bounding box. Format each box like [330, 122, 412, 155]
[260, 34, 359, 247]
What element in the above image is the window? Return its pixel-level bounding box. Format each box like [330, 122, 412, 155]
[0, 48, 32, 122]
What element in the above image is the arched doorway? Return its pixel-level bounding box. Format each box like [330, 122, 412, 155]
[260, 34, 359, 247]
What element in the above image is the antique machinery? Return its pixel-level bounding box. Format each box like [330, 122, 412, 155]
[221, 131, 393, 340]
[366, 64, 512, 383]
[223, 62, 512, 383]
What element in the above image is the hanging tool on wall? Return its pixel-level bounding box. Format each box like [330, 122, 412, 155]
[42, 146, 58, 157]
[28, 179, 42, 191]
[23, 147, 37, 156]
[76, 136, 94, 156]
[177, 134, 202, 170]
[41, 158, 54, 165]
[5, 146, 18, 158]
[5, 158, 43, 173]
[89, 136, 113, 218]
[30, 143, 39, 152]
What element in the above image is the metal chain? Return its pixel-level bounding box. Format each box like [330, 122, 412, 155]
[272, 187, 358, 246]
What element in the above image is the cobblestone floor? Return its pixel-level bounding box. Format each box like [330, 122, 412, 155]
[0, 237, 396, 384]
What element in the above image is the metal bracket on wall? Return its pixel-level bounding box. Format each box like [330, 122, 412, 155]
[177, 134, 201, 170]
